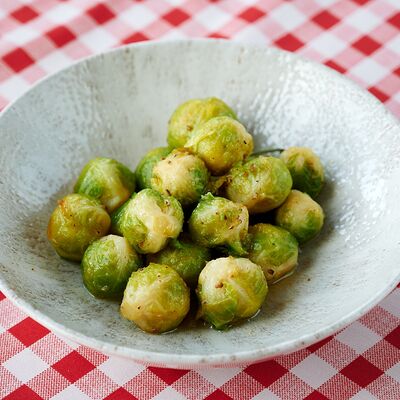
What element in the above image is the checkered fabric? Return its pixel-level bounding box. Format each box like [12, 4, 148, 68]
[0, 1, 399, 399]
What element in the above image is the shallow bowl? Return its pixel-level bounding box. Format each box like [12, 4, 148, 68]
[0, 40, 399, 368]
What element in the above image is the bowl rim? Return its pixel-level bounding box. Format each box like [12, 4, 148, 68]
[0, 38, 399, 368]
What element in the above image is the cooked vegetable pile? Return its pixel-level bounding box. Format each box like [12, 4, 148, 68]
[47, 97, 325, 333]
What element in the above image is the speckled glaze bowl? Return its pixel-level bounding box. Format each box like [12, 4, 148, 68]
[0, 40, 399, 368]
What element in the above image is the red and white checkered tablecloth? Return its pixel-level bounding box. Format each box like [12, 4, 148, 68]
[0, 1, 399, 399]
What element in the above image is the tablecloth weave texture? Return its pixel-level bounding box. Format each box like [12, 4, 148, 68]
[0, 1, 399, 399]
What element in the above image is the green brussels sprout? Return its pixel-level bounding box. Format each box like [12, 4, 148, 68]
[151, 148, 209, 206]
[147, 237, 211, 287]
[224, 156, 292, 214]
[197, 256, 267, 330]
[111, 189, 183, 254]
[276, 190, 324, 244]
[120, 263, 190, 333]
[82, 235, 142, 299]
[281, 147, 324, 198]
[168, 97, 237, 149]
[74, 158, 136, 213]
[47, 194, 111, 261]
[246, 224, 298, 283]
[135, 147, 170, 190]
[185, 116, 253, 176]
[188, 193, 249, 256]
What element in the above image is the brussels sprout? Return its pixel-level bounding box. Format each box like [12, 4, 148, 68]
[135, 147, 170, 190]
[120, 263, 190, 333]
[197, 257, 267, 330]
[246, 224, 298, 283]
[276, 190, 324, 244]
[47, 194, 111, 261]
[147, 237, 211, 287]
[185, 116, 253, 176]
[224, 156, 292, 214]
[111, 189, 183, 254]
[74, 158, 136, 213]
[281, 147, 324, 198]
[151, 148, 209, 206]
[168, 97, 237, 149]
[188, 193, 249, 256]
[82, 235, 142, 299]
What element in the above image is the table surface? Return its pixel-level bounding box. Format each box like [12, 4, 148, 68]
[0, 1, 399, 399]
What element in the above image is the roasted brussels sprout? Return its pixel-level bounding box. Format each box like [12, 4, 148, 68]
[47, 194, 111, 261]
[276, 190, 324, 244]
[151, 148, 209, 206]
[147, 237, 211, 287]
[120, 263, 190, 333]
[224, 156, 292, 214]
[246, 224, 298, 283]
[74, 158, 136, 213]
[82, 235, 142, 299]
[111, 189, 183, 254]
[135, 147, 170, 190]
[185, 116, 253, 175]
[281, 147, 324, 198]
[197, 257, 267, 330]
[167, 97, 237, 149]
[188, 193, 249, 256]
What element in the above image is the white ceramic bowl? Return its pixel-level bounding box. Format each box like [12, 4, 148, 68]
[0, 40, 399, 368]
